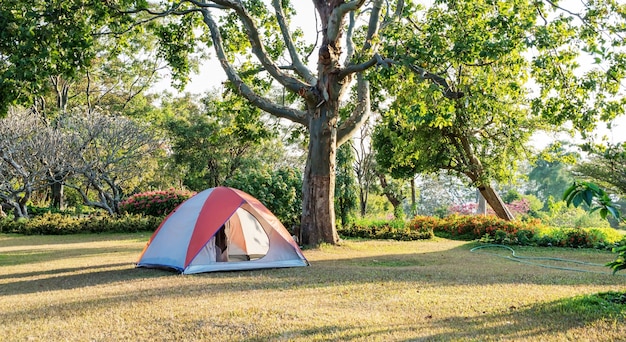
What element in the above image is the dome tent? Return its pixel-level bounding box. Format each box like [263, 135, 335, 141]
[136, 187, 308, 274]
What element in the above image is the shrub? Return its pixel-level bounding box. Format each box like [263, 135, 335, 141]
[448, 199, 531, 218]
[0, 213, 162, 235]
[434, 214, 540, 241]
[563, 228, 597, 248]
[224, 167, 302, 233]
[338, 217, 433, 241]
[119, 188, 195, 217]
[532, 226, 624, 250]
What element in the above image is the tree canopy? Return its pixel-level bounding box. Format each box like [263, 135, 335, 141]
[370, 0, 625, 219]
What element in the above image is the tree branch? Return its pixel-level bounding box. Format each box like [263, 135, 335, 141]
[337, 73, 370, 146]
[201, 8, 307, 125]
[340, 53, 394, 78]
[327, 0, 367, 43]
[207, 0, 310, 94]
[271, 0, 317, 84]
[408, 64, 465, 99]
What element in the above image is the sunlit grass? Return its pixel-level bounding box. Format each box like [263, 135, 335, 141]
[0, 234, 624, 341]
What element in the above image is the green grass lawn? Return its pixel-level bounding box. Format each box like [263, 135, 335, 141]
[0, 233, 624, 341]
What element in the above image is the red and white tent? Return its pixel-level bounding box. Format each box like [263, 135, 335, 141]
[136, 187, 308, 274]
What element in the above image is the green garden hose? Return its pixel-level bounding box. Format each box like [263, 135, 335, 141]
[469, 244, 626, 277]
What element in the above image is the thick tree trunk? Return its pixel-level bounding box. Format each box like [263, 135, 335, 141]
[300, 106, 339, 246]
[478, 185, 514, 220]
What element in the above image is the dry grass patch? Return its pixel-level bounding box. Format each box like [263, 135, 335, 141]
[0, 234, 624, 341]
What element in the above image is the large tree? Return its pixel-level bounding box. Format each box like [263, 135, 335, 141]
[119, 0, 393, 245]
[0, 108, 68, 218]
[371, 0, 625, 220]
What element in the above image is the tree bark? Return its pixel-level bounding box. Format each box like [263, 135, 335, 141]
[476, 188, 486, 215]
[300, 105, 339, 245]
[478, 185, 514, 220]
[410, 177, 416, 216]
[50, 180, 64, 209]
[378, 173, 402, 214]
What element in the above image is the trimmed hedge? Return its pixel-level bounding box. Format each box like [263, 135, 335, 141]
[0, 213, 162, 235]
[3, 210, 624, 252]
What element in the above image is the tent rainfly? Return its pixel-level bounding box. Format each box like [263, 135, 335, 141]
[136, 187, 309, 274]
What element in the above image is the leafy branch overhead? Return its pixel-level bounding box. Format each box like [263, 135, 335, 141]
[563, 181, 622, 222]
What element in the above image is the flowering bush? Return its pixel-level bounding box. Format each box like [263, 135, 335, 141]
[448, 202, 480, 215]
[119, 188, 196, 216]
[448, 199, 531, 217]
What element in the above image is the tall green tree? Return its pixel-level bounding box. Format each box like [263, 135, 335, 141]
[163, 92, 282, 191]
[371, 0, 625, 220]
[0, 0, 145, 115]
[2, 1, 165, 209]
[527, 143, 577, 205]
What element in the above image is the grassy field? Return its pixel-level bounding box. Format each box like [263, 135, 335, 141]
[0, 233, 624, 341]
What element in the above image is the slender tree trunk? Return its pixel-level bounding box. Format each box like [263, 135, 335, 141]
[476, 188, 486, 215]
[51, 181, 64, 209]
[478, 185, 514, 220]
[378, 174, 402, 213]
[410, 177, 417, 216]
[359, 188, 367, 217]
[300, 105, 339, 246]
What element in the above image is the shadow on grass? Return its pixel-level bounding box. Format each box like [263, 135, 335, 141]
[0, 264, 174, 296]
[1, 242, 622, 297]
[0, 262, 133, 281]
[0, 232, 150, 248]
[0, 245, 142, 267]
[245, 294, 625, 341]
[0, 237, 624, 341]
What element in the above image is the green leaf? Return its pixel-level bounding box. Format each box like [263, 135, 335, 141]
[572, 193, 584, 207]
[582, 189, 594, 206]
[606, 206, 621, 220]
[562, 183, 577, 203]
